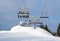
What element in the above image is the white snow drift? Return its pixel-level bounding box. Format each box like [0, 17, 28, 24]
[0, 25, 60, 41]
[11, 25, 53, 37]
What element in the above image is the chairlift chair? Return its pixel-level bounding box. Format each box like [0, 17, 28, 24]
[18, 10, 29, 18]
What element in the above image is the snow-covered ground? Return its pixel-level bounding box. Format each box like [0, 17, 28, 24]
[0, 25, 60, 41]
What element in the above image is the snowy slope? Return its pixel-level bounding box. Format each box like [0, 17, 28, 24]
[0, 25, 60, 41]
[11, 25, 53, 37]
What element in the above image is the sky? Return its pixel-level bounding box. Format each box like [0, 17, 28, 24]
[0, 0, 60, 32]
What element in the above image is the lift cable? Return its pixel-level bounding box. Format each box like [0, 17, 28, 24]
[40, 0, 49, 18]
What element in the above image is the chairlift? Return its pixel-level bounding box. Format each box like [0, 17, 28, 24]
[18, 10, 29, 18]
[40, 16, 49, 18]
[17, 0, 29, 18]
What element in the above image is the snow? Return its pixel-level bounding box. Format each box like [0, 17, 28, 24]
[11, 25, 53, 37]
[0, 25, 60, 41]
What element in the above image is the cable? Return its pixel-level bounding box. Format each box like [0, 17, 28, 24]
[23, 0, 26, 10]
[42, 0, 48, 12]
[40, 0, 49, 18]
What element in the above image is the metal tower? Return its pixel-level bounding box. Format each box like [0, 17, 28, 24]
[17, 0, 49, 29]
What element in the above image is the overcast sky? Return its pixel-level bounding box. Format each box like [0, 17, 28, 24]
[0, 0, 60, 32]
